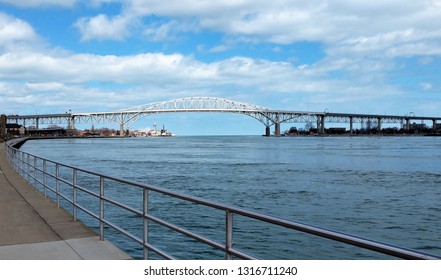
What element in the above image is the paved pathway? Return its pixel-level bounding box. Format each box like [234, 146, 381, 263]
[0, 142, 131, 259]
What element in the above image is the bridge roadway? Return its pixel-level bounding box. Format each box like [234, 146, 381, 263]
[5, 97, 441, 136]
[0, 141, 131, 259]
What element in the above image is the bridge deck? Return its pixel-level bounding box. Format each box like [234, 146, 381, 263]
[0, 142, 131, 260]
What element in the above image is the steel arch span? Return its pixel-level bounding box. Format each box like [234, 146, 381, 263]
[123, 96, 270, 112]
[119, 96, 274, 126]
[73, 96, 277, 131]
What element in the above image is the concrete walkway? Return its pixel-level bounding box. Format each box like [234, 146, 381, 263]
[0, 142, 132, 259]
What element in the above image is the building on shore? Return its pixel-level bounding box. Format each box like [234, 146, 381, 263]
[27, 128, 67, 137]
[6, 123, 26, 136]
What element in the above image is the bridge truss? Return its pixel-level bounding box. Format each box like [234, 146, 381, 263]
[73, 97, 276, 130]
[6, 96, 441, 136]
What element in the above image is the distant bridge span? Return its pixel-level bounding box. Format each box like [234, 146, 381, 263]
[6, 96, 441, 136]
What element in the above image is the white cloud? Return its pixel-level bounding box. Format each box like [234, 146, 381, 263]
[0, 13, 39, 50]
[93, 2, 438, 36]
[0, 45, 399, 115]
[208, 44, 232, 53]
[75, 14, 135, 41]
[418, 57, 434, 65]
[0, 50, 215, 85]
[143, 20, 198, 42]
[0, 0, 77, 8]
[0, 80, 149, 115]
[330, 29, 441, 58]
[4, 0, 441, 60]
[143, 22, 175, 42]
[24, 82, 65, 91]
[74, 0, 441, 60]
[421, 83, 433, 91]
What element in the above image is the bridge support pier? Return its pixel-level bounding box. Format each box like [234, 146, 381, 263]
[317, 116, 325, 134]
[67, 117, 75, 130]
[275, 122, 281, 137]
[377, 117, 382, 134]
[265, 126, 271, 137]
[349, 117, 353, 135]
[405, 119, 410, 131]
[120, 123, 125, 136]
[433, 119, 437, 132]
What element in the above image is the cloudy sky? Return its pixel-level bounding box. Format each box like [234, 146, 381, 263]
[0, 0, 440, 134]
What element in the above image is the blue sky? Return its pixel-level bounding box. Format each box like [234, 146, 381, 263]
[0, 0, 440, 135]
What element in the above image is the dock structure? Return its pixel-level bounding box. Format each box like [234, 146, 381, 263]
[0, 142, 131, 260]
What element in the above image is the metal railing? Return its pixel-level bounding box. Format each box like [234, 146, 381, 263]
[5, 139, 440, 260]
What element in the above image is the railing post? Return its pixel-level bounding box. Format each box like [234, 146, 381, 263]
[14, 150, 17, 169]
[99, 176, 104, 241]
[33, 157, 37, 189]
[143, 187, 149, 259]
[17, 151, 20, 173]
[43, 160, 47, 197]
[56, 163, 60, 207]
[20, 152, 23, 176]
[72, 169, 77, 221]
[26, 153, 30, 180]
[226, 210, 233, 260]
[18, 152, 21, 175]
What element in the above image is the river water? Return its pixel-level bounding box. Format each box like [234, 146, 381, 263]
[20, 136, 441, 259]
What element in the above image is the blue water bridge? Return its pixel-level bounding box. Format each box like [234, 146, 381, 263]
[6, 97, 441, 136]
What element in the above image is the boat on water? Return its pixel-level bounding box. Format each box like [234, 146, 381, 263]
[148, 128, 175, 137]
[134, 123, 175, 137]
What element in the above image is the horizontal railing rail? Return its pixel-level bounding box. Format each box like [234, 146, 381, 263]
[5, 139, 440, 260]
